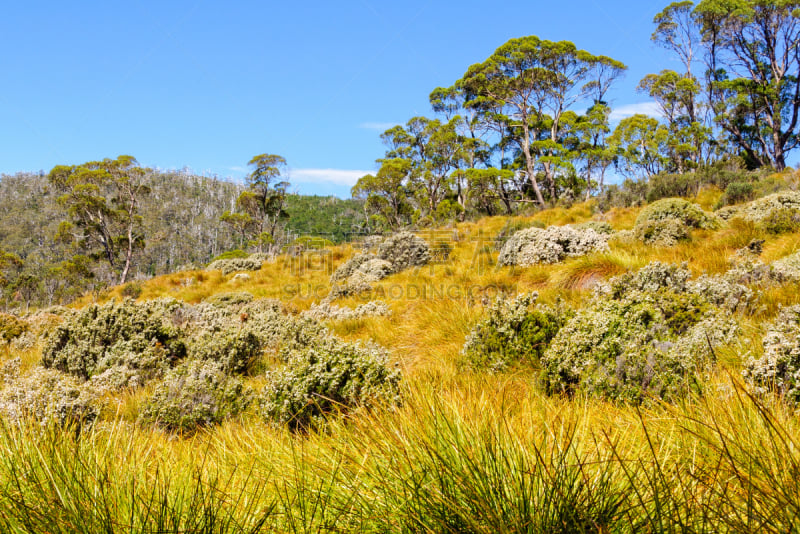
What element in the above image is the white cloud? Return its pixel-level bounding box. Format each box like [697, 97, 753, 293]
[358, 121, 400, 131]
[609, 102, 664, 121]
[289, 168, 372, 187]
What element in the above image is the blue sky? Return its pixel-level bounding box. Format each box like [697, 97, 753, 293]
[1, 0, 677, 197]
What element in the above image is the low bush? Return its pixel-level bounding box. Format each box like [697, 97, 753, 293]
[261, 337, 401, 430]
[206, 256, 264, 275]
[210, 249, 249, 262]
[633, 218, 690, 246]
[462, 293, 570, 372]
[542, 262, 738, 402]
[190, 329, 262, 375]
[41, 299, 187, 386]
[773, 251, 800, 280]
[377, 232, 431, 273]
[730, 191, 800, 223]
[645, 172, 700, 203]
[493, 219, 546, 251]
[759, 207, 800, 234]
[204, 291, 254, 308]
[634, 198, 720, 246]
[0, 313, 27, 343]
[497, 226, 609, 267]
[140, 360, 253, 433]
[574, 221, 614, 235]
[715, 181, 755, 209]
[744, 306, 800, 404]
[0, 362, 99, 428]
[304, 300, 392, 321]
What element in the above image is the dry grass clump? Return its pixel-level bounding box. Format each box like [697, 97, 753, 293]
[497, 225, 609, 267]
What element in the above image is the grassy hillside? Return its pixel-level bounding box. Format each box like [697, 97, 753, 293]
[1, 180, 800, 532]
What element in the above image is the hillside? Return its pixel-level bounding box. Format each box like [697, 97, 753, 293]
[1, 174, 800, 531]
[0, 171, 365, 309]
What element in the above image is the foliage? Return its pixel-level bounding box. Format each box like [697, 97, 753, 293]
[462, 293, 570, 372]
[41, 298, 187, 387]
[190, 329, 262, 376]
[759, 208, 800, 235]
[715, 182, 755, 208]
[377, 231, 432, 273]
[744, 306, 800, 404]
[0, 313, 27, 342]
[0, 362, 99, 428]
[541, 262, 738, 402]
[634, 198, 719, 245]
[283, 195, 366, 243]
[304, 300, 392, 321]
[261, 337, 401, 430]
[497, 226, 609, 266]
[210, 250, 249, 262]
[140, 360, 253, 433]
[206, 256, 264, 275]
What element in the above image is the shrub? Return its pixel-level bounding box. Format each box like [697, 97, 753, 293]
[773, 251, 800, 280]
[732, 191, 800, 223]
[0, 313, 27, 343]
[140, 360, 253, 433]
[645, 172, 699, 202]
[204, 291, 254, 308]
[331, 254, 392, 285]
[543, 262, 738, 402]
[688, 274, 754, 313]
[304, 300, 392, 321]
[210, 250, 249, 262]
[633, 218, 690, 246]
[497, 226, 609, 267]
[261, 337, 401, 430]
[636, 198, 719, 231]
[715, 181, 755, 208]
[41, 298, 187, 386]
[462, 293, 570, 372]
[377, 232, 431, 273]
[206, 256, 263, 275]
[120, 282, 143, 299]
[494, 219, 546, 251]
[744, 306, 800, 404]
[190, 329, 262, 375]
[574, 221, 614, 235]
[0, 363, 99, 428]
[759, 207, 800, 234]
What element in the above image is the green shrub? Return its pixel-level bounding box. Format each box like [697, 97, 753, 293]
[744, 306, 800, 404]
[494, 219, 546, 251]
[715, 182, 755, 209]
[304, 300, 392, 321]
[140, 360, 253, 433]
[377, 232, 431, 273]
[497, 226, 609, 266]
[773, 251, 800, 280]
[120, 282, 143, 299]
[634, 198, 719, 246]
[331, 254, 391, 284]
[261, 337, 401, 430]
[206, 257, 263, 275]
[41, 298, 187, 386]
[0, 313, 27, 342]
[645, 173, 699, 203]
[574, 221, 614, 235]
[210, 249, 249, 262]
[759, 207, 800, 234]
[633, 218, 690, 246]
[635, 198, 720, 231]
[542, 262, 738, 403]
[732, 191, 800, 223]
[190, 329, 262, 375]
[204, 291, 254, 308]
[462, 293, 569, 372]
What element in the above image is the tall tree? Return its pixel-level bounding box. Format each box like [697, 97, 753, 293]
[48, 155, 148, 285]
[352, 158, 414, 230]
[695, 0, 800, 169]
[459, 36, 626, 206]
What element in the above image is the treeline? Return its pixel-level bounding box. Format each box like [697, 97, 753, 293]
[353, 0, 800, 229]
[0, 166, 364, 310]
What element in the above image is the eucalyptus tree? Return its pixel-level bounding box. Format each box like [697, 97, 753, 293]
[48, 155, 149, 285]
[694, 0, 800, 170]
[609, 115, 671, 179]
[351, 158, 415, 230]
[458, 35, 626, 207]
